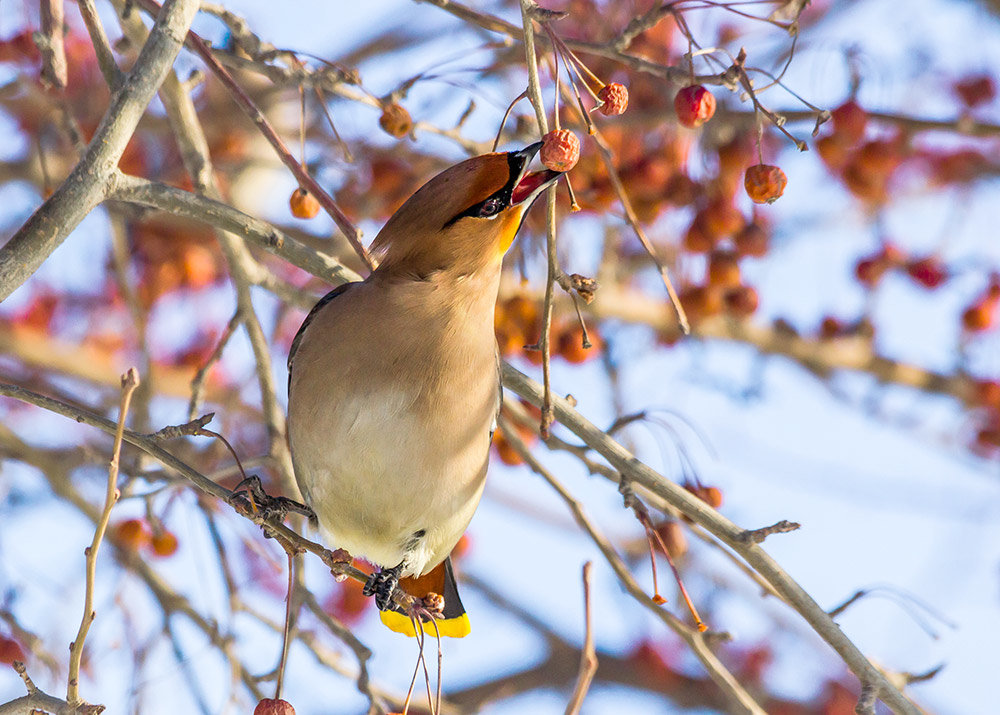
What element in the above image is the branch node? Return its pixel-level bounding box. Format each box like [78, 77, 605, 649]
[739, 520, 800, 544]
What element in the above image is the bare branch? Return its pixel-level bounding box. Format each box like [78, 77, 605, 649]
[0, 0, 201, 301]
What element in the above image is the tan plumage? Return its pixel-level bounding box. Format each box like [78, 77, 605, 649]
[287, 144, 561, 636]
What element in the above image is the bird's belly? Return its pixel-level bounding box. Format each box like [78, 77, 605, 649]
[291, 387, 492, 576]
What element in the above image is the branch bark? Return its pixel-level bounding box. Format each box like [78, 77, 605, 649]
[0, 0, 200, 302]
[501, 362, 921, 715]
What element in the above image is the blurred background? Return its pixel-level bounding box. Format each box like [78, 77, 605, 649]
[1, 0, 999, 712]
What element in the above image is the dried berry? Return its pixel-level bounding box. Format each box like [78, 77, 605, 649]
[254, 698, 295, 715]
[289, 188, 320, 219]
[540, 129, 580, 172]
[674, 85, 716, 128]
[378, 102, 413, 138]
[744, 164, 787, 204]
[597, 82, 629, 116]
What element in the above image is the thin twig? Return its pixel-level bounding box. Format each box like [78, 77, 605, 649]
[498, 418, 767, 715]
[67, 368, 140, 707]
[518, 0, 559, 438]
[38, 0, 68, 89]
[77, 0, 124, 89]
[501, 363, 922, 715]
[564, 561, 597, 715]
[0, 0, 201, 302]
[133, 0, 373, 271]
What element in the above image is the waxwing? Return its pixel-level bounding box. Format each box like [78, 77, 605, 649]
[287, 143, 562, 636]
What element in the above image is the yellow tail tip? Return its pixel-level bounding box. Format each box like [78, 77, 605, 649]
[379, 609, 471, 638]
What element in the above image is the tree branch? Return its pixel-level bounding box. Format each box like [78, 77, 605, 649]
[501, 362, 921, 715]
[0, 0, 201, 301]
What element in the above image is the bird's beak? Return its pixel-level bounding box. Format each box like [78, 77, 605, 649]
[507, 142, 563, 208]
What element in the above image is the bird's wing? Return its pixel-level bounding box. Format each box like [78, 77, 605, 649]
[491, 343, 502, 442]
[287, 281, 357, 386]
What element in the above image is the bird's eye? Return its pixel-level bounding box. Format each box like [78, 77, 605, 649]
[478, 197, 504, 218]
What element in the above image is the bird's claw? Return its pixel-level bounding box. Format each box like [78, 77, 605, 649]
[363, 564, 403, 611]
[228, 475, 317, 527]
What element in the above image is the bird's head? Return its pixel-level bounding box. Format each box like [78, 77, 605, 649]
[370, 143, 563, 278]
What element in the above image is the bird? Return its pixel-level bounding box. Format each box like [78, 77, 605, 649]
[286, 142, 563, 637]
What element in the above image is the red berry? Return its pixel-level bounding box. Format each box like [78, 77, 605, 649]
[378, 102, 413, 138]
[113, 519, 150, 551]
[254, 698, 295, 715]
[744, 164, 787, 204]
[655, 521, 688, 559]
[597, 82, 628, 116]
[815, 134, 850, 171]
[905, 256, 947, 289]
[150, 530, 179, 557]
[954, 74, 996, 108]
[963, 301, 997, 332]
[707, 250, 741, 290]
[540, 129, 580, 172]
[830, 100, 867, 144]
[289, 188, 320, 219]
[0, 635, 25, 665]
[724, 285, 758, 318]
[674, 85, 716, 128]
[734, 222, 769, 258]
[819, 316, 843, 340]
[972, 380, 1000, 408]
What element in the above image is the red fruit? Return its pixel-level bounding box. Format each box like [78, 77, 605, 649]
[540, 129, 580, 172]
[925, 149, 989, 185]
[734, 222, 769, 258]
[724, 285, 759, 318]
[451, 533, 472, 561]
[114, 519, 150, 551]
[682, 216, 715, 253]
[854, 257, 887, 288]
[655, 521, 688, 559]
[855, 139, 903, 176]
[905, 257, 947, 289]
[597, 82, 629, 116]
[684, 483, 723, 508]
[975, 425, 1000, 451]
[0, 635, 25, 665]
[744, 164, 787, 204]
[557, 323, 602, 364]
[707, 250, 741, 290]
[963, 301, 997, 332]
[289, 188, 320, 219]
[815, 134, 850, 171]
[954, 74, 996, 108]
[378, 103, 413, 138]
[150, 530, 179, 557]
[254, 698, 295, 715]
[819, 316, 843, 340]
[491, 428, 523, 466]
[972, 380, 1000, 408]
[679, 285, 724, 323]
[674, 85, 716, 128]
[830, 100, 867, 144]
[701, 198, 744, 239]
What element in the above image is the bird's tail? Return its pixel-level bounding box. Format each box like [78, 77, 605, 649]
[379, 557, 470, 638]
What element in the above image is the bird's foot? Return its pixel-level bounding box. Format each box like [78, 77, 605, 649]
[363, 563, 404, 611]
[228, 475, 317, 528]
